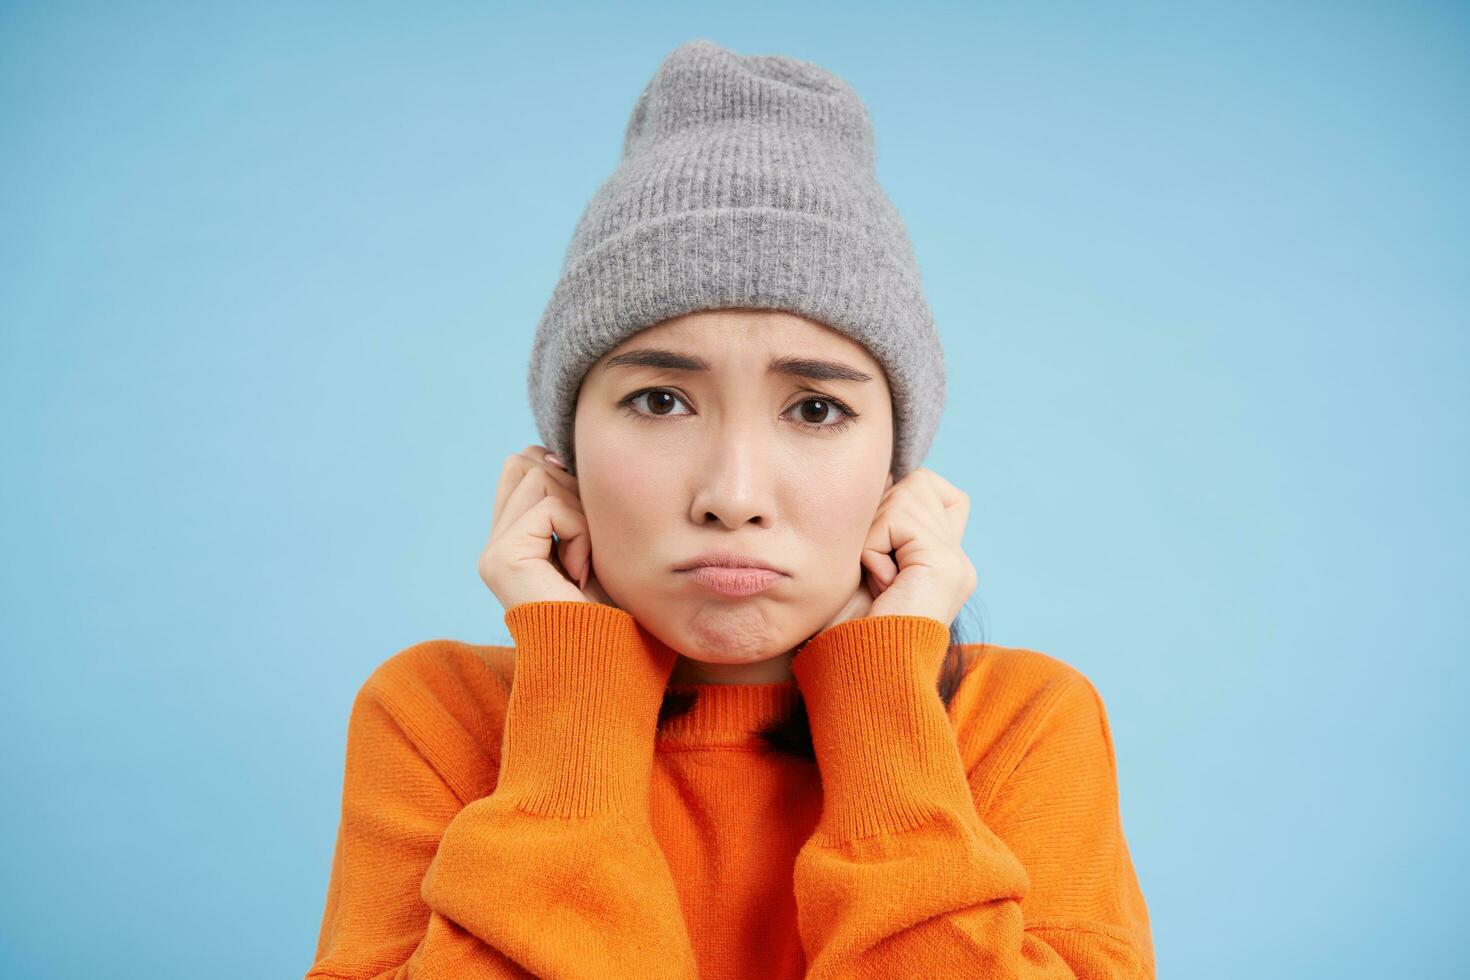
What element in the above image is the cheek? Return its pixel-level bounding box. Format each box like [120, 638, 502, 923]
[794, 470, 882, 557]
[574, 414, 635, 533]
[575, 448, 670, 574]
[581, 467, 648, 545]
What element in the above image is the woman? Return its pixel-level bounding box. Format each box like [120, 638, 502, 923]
[307, 38, 1154, 979]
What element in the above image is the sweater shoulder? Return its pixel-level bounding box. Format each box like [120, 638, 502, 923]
[949, 643, 1106, 808]
[355, 638, 517, 803]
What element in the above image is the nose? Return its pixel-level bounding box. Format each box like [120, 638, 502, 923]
[688, 414, 778, 528]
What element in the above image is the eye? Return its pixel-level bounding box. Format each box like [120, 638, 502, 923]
[618, 388, 860, 433]
[621, 388, 694, 419]
[782, 396, 859, 433]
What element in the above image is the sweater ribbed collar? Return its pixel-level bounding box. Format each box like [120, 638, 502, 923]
[656, 679, 802, 750]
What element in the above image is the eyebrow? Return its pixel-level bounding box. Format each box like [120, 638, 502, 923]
[601, 348, 874, 384]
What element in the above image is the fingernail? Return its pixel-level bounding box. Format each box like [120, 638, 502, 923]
[545, 452, 565, 469]
[579, 563, 589, 592]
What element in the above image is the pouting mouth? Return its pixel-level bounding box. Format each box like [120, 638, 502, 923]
[677, 552, 785, 574]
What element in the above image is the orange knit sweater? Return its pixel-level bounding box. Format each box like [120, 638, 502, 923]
[306, 600, 1154, 979]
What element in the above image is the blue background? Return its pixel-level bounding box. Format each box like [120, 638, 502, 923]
[3, 2, 1465, 977]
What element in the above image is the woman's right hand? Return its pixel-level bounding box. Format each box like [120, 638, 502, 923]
[478, 445, 618, 611]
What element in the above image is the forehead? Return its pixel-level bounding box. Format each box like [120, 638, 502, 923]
[597, 309, 883, 373]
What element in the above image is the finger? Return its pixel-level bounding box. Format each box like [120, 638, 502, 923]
[490, 451, 530, 535]
[904, 492, 961, 549]
[493, 451, 583, 536]
[582, 554, 617, 605]
[860, 511, 901, 588]
[518, 445, 578, 492]
[864, 569, 883, 600]
[493, 446, 578, 533]
[893, 499, 975, 598]
[861, 549, 898, 591]
[524, 448, 588, 577]
[873, 493, 950, 576]
[895, 503, 970, 593]
[892, 471, 969, 544]
[501, 492, 591, 583]
[914, 470, 970, 540]
[515, 449, 587, 574]
[491, 465, 590, 579]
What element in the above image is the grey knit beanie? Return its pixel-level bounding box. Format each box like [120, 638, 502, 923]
[527, 37, 946, 480]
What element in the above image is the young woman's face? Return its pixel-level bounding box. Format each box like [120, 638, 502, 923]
[573, 308, 894, 684]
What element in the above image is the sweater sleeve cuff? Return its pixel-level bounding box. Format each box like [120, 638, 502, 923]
[495, 600, 678, 819]
[790, 614, 975, 845]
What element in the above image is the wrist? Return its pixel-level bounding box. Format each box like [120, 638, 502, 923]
[792, 614, 972, 842]
[496, 601, 678, 818]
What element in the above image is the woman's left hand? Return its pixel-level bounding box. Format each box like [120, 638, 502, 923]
[817, 468, 977, 631]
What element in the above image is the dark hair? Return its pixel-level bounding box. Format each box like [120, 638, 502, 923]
[656, 597, 987, 762]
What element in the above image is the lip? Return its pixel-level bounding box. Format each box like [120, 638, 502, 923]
[681, 566, 785, 597]
[676, 551, 787, 597]
[677, 551, 785, 574]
